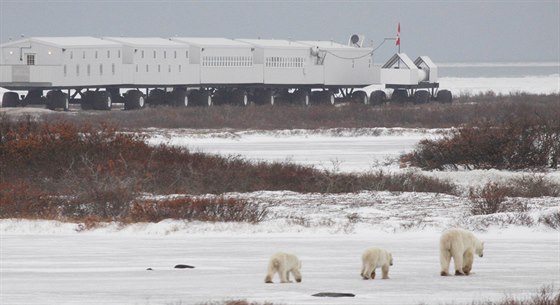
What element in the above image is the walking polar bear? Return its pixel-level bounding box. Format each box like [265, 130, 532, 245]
[264, 252, 302, 283]
[361, 247, 393, 280]
[440, 228, 484, 276]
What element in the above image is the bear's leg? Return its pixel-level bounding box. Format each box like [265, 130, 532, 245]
[452, 249, 465, 275]
[265, 263, 276, 283]
[463, 251, 474, 275]
[361, 264, 366, 279]
[382, 265, 390, 279]
[279, 266, 289, 283]
[363, 262, 374, 280]
[292, 268, 302, 283]
[440, 249, 451, 276]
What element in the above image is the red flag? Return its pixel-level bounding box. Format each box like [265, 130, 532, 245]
[396, 22, 401, 46]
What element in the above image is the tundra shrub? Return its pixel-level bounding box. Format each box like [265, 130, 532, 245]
[401, 114, 560, 170]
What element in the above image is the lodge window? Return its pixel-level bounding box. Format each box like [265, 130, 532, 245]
[26, 54, 35, 65]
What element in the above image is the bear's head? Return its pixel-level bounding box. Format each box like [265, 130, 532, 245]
[476, 241, 484, 257]
[388, 253, 393, 266]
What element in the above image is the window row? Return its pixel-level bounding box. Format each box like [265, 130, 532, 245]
[135, 64, 183, 73]
[202, 56, 253, 67]
[64, 64, 116, 77]
[69, 50, 121, 60]
[140, 50, 188, 59]
[265, 56, 305, 68]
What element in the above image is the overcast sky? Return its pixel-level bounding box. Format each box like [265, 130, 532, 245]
[0, 0, 558, 62]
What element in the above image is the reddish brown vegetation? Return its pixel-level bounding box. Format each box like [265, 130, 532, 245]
[0, 116, 455, 223]
[401, 111, 560, 170]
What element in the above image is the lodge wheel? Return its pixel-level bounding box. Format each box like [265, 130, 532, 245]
[436, 89, 453, 104]
[1, 92, 20, 107]
[312, 91, 336, 105]
[413, 90, 430, 104]
[232, 89, 248, 106]
[391, 89, 409, 104]
[22, 89, 44, 106]
[147, 89, 167, 106]
[351, 91, 368, 105]
[253, 89, 274, 105]
[369, 90, 387, 106]
[46, 90, 68, 111]
[188, 90, 212, 107]
[171, 88, 188, 107]
[124, 90, 146, 110]
[292, 90, 310, 106]
[80, 91, 95, 110]
[93, 91, 112, 110]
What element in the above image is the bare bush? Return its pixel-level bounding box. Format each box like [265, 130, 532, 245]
[402, 110, 560, 170]
[539, 211, 560, 230]
[128, 197, 268, 224]
[469, 183, 509, 215]
[456, 285, 560, 305]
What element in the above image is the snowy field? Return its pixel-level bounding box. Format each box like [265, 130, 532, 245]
[146, 128, 560, 190]
[2, 128, 560, 305]
[1, 230, 558, 305]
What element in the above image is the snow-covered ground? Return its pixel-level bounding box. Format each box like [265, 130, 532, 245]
[1, 128, 560, 305]
[145, 128, 560, 190]
[1, 229, 558, 305]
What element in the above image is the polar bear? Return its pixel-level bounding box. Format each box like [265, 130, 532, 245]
[361, 247, 393, 280]
[440, 228, 484, 276]
[264, 252, 302, 283]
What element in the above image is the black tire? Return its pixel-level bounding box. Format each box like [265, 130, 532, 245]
[413, 90, 430, 104]
[81, 91, 96, 110]
[147, 89, 167, 106]
[171, 88, 188, 107]
[369, 90, 387, 106]
[391, 89, 409, 104]
[312, 91, 336, 105]
[93, 91, 112, 110]
[22, 89, 44, 106]
[253, 89, 274, 105]
[351, 91, 368, 105]
[437, 89, 453, 104]
[46, 90, 68, 111]
[2, 92, 20, 107]
[188, 90, 213, 107]
[232, 89, 248, 106]
[292, 90, 310, 106]
[124, 90, 146, 110]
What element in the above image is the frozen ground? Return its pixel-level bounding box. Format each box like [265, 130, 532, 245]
[145, 128, 560, 190]
[2, 125, 560, 304]
[1, 229, 558, 305]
